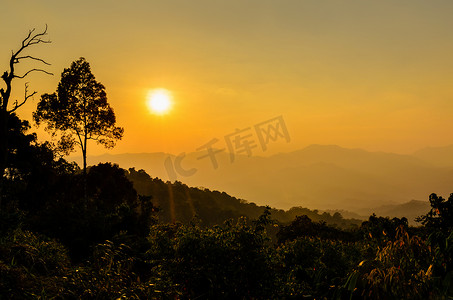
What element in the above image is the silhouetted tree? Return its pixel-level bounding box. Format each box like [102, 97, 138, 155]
[0, 26, 51, 208]
[360, 214, 409, 242]
[277, 215, 354, 244]
[87, 163, 137, 210]
[416, 193, 453, 288]
[416, 193, 453, 234]
[3, 113, 77, 212]
[34, 58, 123, 197]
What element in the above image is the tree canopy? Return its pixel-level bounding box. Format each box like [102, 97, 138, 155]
[33, 57, 123, 174]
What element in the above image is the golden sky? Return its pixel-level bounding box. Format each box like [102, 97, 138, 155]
[2, 1, 453, 156]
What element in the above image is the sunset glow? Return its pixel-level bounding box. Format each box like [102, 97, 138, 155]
[3, 1, 453, 157]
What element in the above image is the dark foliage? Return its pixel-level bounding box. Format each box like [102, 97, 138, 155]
[26, 163, 156, 261]
[277, 215, 357, 244]
[145, 213, 279, 299]
[416, 193, 453, 296]
[127, 167, 362, 230]
[360, 214, 409, 242]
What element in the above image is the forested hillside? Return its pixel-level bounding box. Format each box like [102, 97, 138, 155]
[77, 144, 453, 213]
[126, 167, 362, 229]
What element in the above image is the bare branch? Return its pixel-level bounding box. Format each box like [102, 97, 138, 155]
[1, 26, 52, 112]
[74, 128, 84, 151]
[21, 28, 35, 48]
[14, 68, 53, 79]
[15, 55, 51, 65]
[21, 25, 50, 48]
[8, 83, 36, 113]
[14, 25, 50, 59]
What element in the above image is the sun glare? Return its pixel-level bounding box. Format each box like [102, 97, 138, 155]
[147, 89, 172, 115]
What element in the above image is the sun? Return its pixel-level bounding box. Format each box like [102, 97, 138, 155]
[147, 89, 172, 115]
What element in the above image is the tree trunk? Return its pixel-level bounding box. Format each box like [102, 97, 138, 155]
[0, 110, 7, 210]
[82, 145, 87, 201]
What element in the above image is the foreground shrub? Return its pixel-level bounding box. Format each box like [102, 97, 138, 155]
[0, 229, 70, 298]
[146, 214, 278, 299]
[344, 226, 434, 299]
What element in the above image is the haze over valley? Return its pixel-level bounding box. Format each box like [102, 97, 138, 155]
[71, 143, 453, 220]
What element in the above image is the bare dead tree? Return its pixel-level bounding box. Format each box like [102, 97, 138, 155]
[0, 25, 52, 208]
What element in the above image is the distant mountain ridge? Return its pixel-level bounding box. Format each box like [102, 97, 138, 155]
[69, 144, 451, 217]
[327, 199, 431, 225]
[413, 144, 453, 167]
[361, 200, 431, 225]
